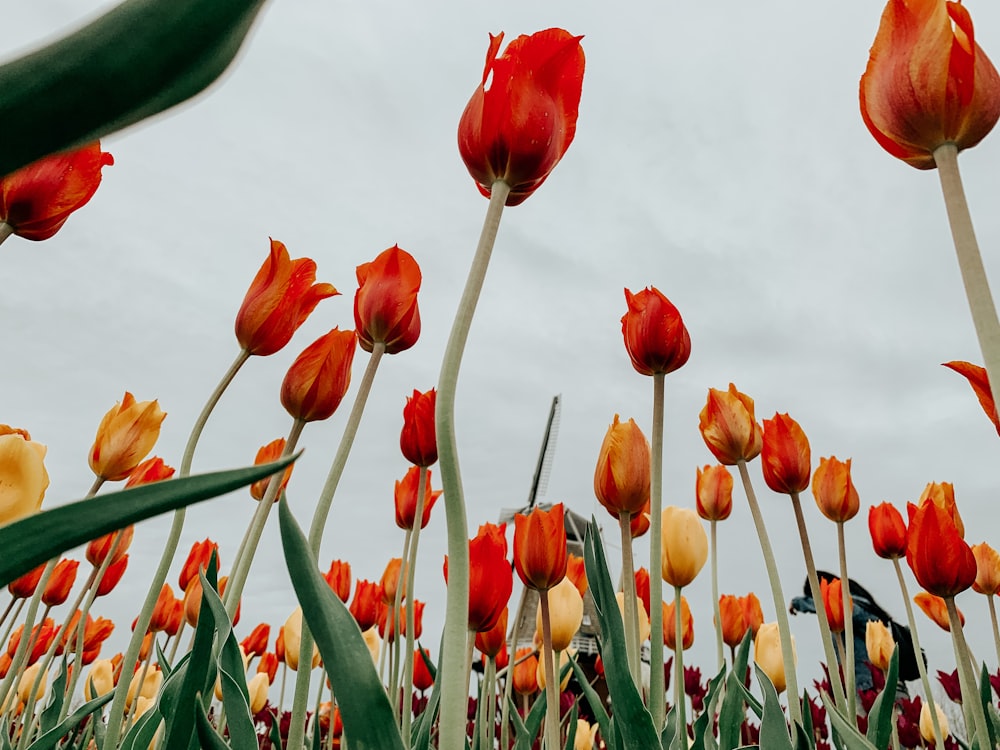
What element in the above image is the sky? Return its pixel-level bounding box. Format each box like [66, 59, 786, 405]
[4, 0, 1000, 711]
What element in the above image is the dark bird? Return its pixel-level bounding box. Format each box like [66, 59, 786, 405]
[789, 570, 923, 694]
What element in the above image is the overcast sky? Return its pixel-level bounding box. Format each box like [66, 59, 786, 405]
[4, 0, 1000, 702]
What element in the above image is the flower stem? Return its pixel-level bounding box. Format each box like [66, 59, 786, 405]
[649, 372, 666, 728]
[0, 222, 13, 245]
[946, 595, 990, 746]
[673, 584, 687, 750]
[436, 180, 510, 750]
[933, 143, 1000, 407]
[836, 521, 856, 719]
[400, 470, 428, 748]
[891, 558, 943, 747]
[987, 596, 1000, 669]
[788, 492, 848, 712]
[710, 520, 724, 674]
[390, 529, 413, 725]
[539, 588, 561, 750]
[735, 460, 801, 728]
[619, 511, 641, 690]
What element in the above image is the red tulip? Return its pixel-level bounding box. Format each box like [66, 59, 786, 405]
[241, 624, 270, 658]
[475, 607, 508, 659]
[696, 465, 733, 522]
[906, 500, 976, 597]
[96, 554, 129, 597]
[820, 578, 850, 633]
[124, 457, 175, 488]
[394, 466, 441, 531]
[413, 648, 434, 692]
[178, 539, 219, 592]
[621, 286, 691, 376]
[86, 526, 134, 568]
[8, 563, 46, 599]
[354, 246, 421, 355]
[869, 502, 908, 559]
[249, 438, 294, 502]
[349, 580, 382, 632]
[400, 388, 437, 467]
[811, 456, 860, 523]
[513, 504, 567, 591]
[761, 414, 811, 495]
[593, 415, 650, 519]
[42, 559, 78, 606]
[280, 328, 356, 422]
[323, 559, 352, 603]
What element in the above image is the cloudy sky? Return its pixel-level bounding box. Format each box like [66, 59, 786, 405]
[4, 0, 1000, 705]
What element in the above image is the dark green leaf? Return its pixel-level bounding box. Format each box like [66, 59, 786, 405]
[38, 656, 67, 735]
[569, 653, 611, 746]
[119, 703, 164, 750]
[755, 665, 793, 750]
[864, 647, 898, 750]
[26, 690, 114, 750]
[194, 700, 231, 750]
[980, 662, 999, 749]
[818, 692, 877, 750]
[562, 704, 579, 750]
[689, 663, 726, 750]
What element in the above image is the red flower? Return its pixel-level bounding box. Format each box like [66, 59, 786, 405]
[178, 538, 218, 592]
[696, 465, 733, 522]
[593, 415, 650, 519]
[234, 238, 338, 356]
[860, 0, 1000, 169]
[475, 607, 508, 659]
[915, 592, 961, 631]
[718, 595, 748, 649]
[249, 438, 294, 502]
[413, 648, 434, 692]
[906, 500, 976, 597]
[458, 29, 585, 206]
[698, 384, 763, 465]
[0, 142, 113, 241]
[394, 466, 442, 531]
[811, 456, 860, 523]
[42, 558, 78, 607]
[664, 596, 694, 650]
[148, 584, 177, 633]
[621, 287, 691, 376]
[943, 360, 1000, 436]
[513, 504, 567, 591]
[86, 526, 134, 568]
[761, 414, 811, 495]
[820, 578, 850, 632]
[124, 457, 175, 488]
[323, 559, 352, 603]
[868, 502, 908, 559]
[8, 563, 46, 599]
[634, 567, 651, 617]
[400, 388, 437, 467]
[280, 328, 357, 422]
[446, 523, 512, 633]
[95, 554, 129, 597]
[354, 246, 421, 355]
[241, 623, 270, 658]
[349, 580, 382, 632]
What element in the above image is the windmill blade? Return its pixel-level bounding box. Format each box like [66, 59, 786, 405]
[526, 395, 561, 509]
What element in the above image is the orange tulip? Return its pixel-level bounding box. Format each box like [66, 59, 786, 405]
[354, 245, 421, 355]
[914, 591, 963, 631]
[162, 599, 184, 638]
[761, 414, 811, 495]
[394, 466, 442, 531]
[0, 141, 113, 240]
[513, 503, 567, 591]
[249, 438, 294, 501]
[907, 499, 976, 597]
[413, 648, 435, 691]
[718, 594, 748, 649]
[380, 558, 407, 605]
[323, 559, 352, 603]
[663, 596, 694, 650]
[349, 580, 382, 632]
[400, 388, 438, 467]
[696, 464, 733, 522]
[280, 328, 357, 422]
[512, 647, 539, 695]
[868, 502, 908, 559]
[86, 526, 134, 568]
[565, 553, 588, 597]
[917, 481, 964, 537]
[634, 567, 651, 617]
[42, 559, 78, 607]
[178, 538, 219, 592]
[475, 607, 508, 659]
[971, 542, 1000, 595]
[257, 652, 279, 683]
[274, 627, 286, 664]
[458, 29, 585, 206]
[447, 522, 512, 633]
[820, 578, 851, 633]
[629, 500, 651, 539]
[234, 237, 338, 357]
[593, 415, 650, 519]
[124, 457, 175, 488]
[943, 360, 1000, 436]
[620, 286, 691, 376]
[860, 0, 1000, 169]
[8, 563, 46, 599]
[698, 384, 763, 465]
[811, 456, 860, 523]
[241, 623, 270, 658]
[148, 584, 177, 633]
[95, 554, 129, 597]
[379, 600, 424, 642]
[742, 593, 764, 639]
[88, 392, 166, 482]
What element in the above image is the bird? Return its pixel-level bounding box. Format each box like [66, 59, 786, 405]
[789, 570, 923, 694]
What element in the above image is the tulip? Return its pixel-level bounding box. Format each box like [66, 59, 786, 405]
[513, 503, 567, 591]
[86, 525, 134, 568]
[400, 388, 438, 466]
[88, 392, 166, 482]
[811, 456, 860, 522]
[17, 663, 45, 704]
[565, 553, 588, 597]
[660, 506, 708, 588]
[535, 647, 575, 691]
[349, 580, 382, 632]
[539, 578, 584, 651]
[868, 502, 908, 559]
[698, 384, 763, 465]
[96, 554, 129, 597]
[323, 559, 352, 603]
[178, 538, 218, 592]
[634, 567, 651, 617]
[234, 237, 338, 356]
[257, 652, 279, 683]
[124, 456, 175, 488]
[718, 595, 748, 649]
[914, 592, 963, 631]
[354, 245, 421, 355]
[84, 659, 116, 700]
[247, 672, 270, 714]
[512, 647, 539, 695]
[860, 0, 1000, 170]
[593, 415, 650, 519]
[42, 558, 78, 607]
[394, 467, 442, 531]
[695, 465, 733, 522]
[865, 620, 895, 673]
[361, 627, 380, 664]
[971, 542, 1000, 595]
[943, 360, 1000, 435]
[241, 623, 270, 658]
[754, 622, 795, 694]
[161, 599, 184, 638]
[918, 481, 964, 537]
[629, 500, 651, 539]
[0, 141, 113, 241]
[125, 667, 162, 709]
[8, 563, 46, 599]
[0, 431, 49, 525]
[380, 558, 407, 605]
[280, 328, 356, 422]
[920, 700, 950, 743]
[413, 648, 434, 691]
[907, 500, 976, 597]
[458, 29, 585, 206]
[663, 596, 694, 650]
[574, 718, 599, 750]
[148, 584, 177, 633]
[249, 438, 294, 501]
[741, 593, 764, 639]
[282, 608, 319, 671]
[820, 578, 850, 633]
[461, 522, 512, 633]
[620, 286, 691, 376]
[761, 414, 811, 495]
[476, 608, 508, 659]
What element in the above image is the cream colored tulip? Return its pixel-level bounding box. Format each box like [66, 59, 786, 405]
[615, 591, 651, 642]
[84, 659, 116, 700]
[17, 663, 46, 704]
[362, 627, 381, 664]
[126, 667, 162, 709]
[536, 646, 576, 691]
[864, 620, 894, 673]
[283, 608, 319, 671]
[536, 577, 584, 651]
[754, 622, 795, 694]
[0, 432, 49, 526]
[573, 717, 599, 750]
[134, 695, 155, 718]
[661, 506, 708, 587]
[247, 673, 270, 714]
[920, 700, 949, 743]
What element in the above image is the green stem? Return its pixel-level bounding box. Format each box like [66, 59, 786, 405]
[0, 560, 58, 717]
[435, 180, 510, 750]
[946, 595, 989, 747]
[619, 511, 640, 690]
[649, 371, 665, 728]
[103, 348, 249, 749]
[539, 589, 561, 750]
[0, 222, 13, 245]
[891, 558, 943, 747]
[735, 459, 801, 728]
[400, 469, 428, 748]
[787, 491, 848, 712]
[499, 569, 528, 750]
[933, 143, 1000, 409]
[486, 656, 498, 750]
[836, 521, 856, 719]
[287, 343, 386, 750]
[987, 595, 1000, 669]
[390, 529, 412, 725]
[673, 584, 687, 749]
[711, 520, 723, 672]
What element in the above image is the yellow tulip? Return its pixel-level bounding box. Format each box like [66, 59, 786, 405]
[754, 622, 795, 694]
[865, 620, 894, 673]
[920, 701, 949, 743]
[84, 659, 116, 700]
[0, 431, 49, 526]
[537, 577, 584, 651]
[661, 506, 708, 587]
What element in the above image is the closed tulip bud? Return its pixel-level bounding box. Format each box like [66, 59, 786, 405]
[513, 647, 539, 695]
[42, 558, 78, 606]
[249, 439, 294, 501]
[0, 141, 113, 241]
[661, 506, 708, 588]
[86, 526, 134, 568]
[574, 718, 599, 750]
[281, 328, 356, 423]
[540, 578, 584, 651]
[593, 415, 650, 519]
[361, 627, 380, 664]
[17, 663, 45, 704]
[972, 543, 1000, 595]
[88, 392, 165, 482]
[282, 608, 318, 672]
[914, 592, 962, 631]
[663, 596, 694, 650]
[394, 467, 441, 531]
[514, 504, 568, 592]
[349, 580, 382, 632]
[125, 457, 175, 488]
[811, 456, 860, 523]
[84, 659, 116, 700]
[8, 563, 46, 599]
[241, 623, 270, 658]
[868, 502, 908, 559]
[698, 384, 763, 465]
[742, 593, 765, 642]
[621, 286, 691, 376]
[96, 554, 129, 597]
[354, 246, 421, 354]
[380, 558, 407, 605]
[695, 465, 732, 522]
[125, 667, 162, 709]
[918, 481, 964, 537]
[401, 388, 437, 467]
[754, 622, 794, 694]
[413, 648, 435, 692]
[458, 29, 585, 206]
[761, 414, 811, 495]
[718, 595, 747, 648]
[257, 652, 279, 683]
[235, 238, 338, 357]
[476, 608, 508, 659]
[820, 578, 850, 633]
[920, 701, 950, 744]
[178, 538, 218, 592]
[323, 560, 352, 603]
[943, 361, 1000, 436]
[865, 620, 894, 673]
[246, 672, 270, 714]
[565, 554, 588, 597]
[611, 592, 650, 644]
[907, 500, 976, 597]
[0, 431, 49, 525]
[148, 584, 176, 633]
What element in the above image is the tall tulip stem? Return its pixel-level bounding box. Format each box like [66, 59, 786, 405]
[835, 521, 857, 719]
[946, 595, 990, 746]
[710, 520, 723, 672]
[933, 143, 1000, 406]
[987, 596, 1000, 669]
[435, 180, 510, 750]
[539, 588, 561, 750]
[390, 528, 413, 725]
[618, 511, 641, 690]
[649, 372, 666, 727]
[400, 469, 428, 747]
[736, 460, 801, 727]
[673, 584, 687, 750]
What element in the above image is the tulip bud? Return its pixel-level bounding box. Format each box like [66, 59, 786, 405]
[282, 608, 319, 672]
[354, 245, 422, 355]
[718, 595, 747, 649]
[8, 563, 45, 599]
[0, 431, 50, 526]
[811, 456, 860, 523]
[539, 578, 584, 652]
[17, 663, 45, 704]
[400, 388, 437, 467]
[865, 620, 894, 673]
[868, 502, 907, 559]
[280, 329, 357, 422]
[660, 506, 708, 588]
[593, 415, 650, 519]
[565, 554, 588, 597]
[246, 672, 270, 714]
[621, 286, 691, 376]
[84, 659, 116, 700]
[413, 648, 435, 692]
[476, 608, 508, 660]
[512, 647, 539, 695]
[86, 526, 134, 568]
[178, 538, 218, 592]
[462, 523, 512, 633]
[349, 580, 382, 632]
[972, 542, 1000, 595]
[698, 384, 762, 465]
[394, 467, 441, 531]
[514, 504, 568, 592]
[819, 578, 850, 633]
[249, 439, 294, 502]
[125, 457, 175, 488]
[361, 627, 380, 664]
[918, 482, 964, 537]
[380, 558, 407, 605]
[241, 623, 270, 658]
[914, 592, 962, 632]
[88, 392, 166, 482]
[920, 701, 950, 744]
[663, 596, 693, 650]
[42, 559, 78, 607]
[323, 560, 352, 603]
[907, 500, 976, 598]
[754, 622, 794, 694]
[96, 554, 129, 597]
[760, 413, 811, 495]
[695, 465, 732, 522]
[126, 668, 162, 709]
[257, 652, 279, 683]
[536, 647, 575, 691]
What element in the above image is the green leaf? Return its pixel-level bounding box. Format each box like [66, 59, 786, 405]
[798, 690, 815, 750]
[570, 653, 612, 746]
[26, 690, 114, 750]
[194, 701, 232, 750]
[119, 703, 164, 750]
[754, 665, 793, 750]
[582, 518, 659, 749]
[38, 656, 67, 735]
[0, 0, 271, 176]
[278, 499, 405, 750]
[562, 704, 579, 750]
[864, 648, 898, 750]
[818, 692, 878, 750]
[980, 662, 999, 748]
[689, 664, 727, 750]
[0, 455, 297, 587]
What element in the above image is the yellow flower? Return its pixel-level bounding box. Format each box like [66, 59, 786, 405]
[865, 620, 894, 673]
[661, 506, 708, 587]
[0, 430, 49, 526]
[920, 700, 950, 744]
[247, 673, 270, 714]
[754, 622, 795, 694]
[84, 659, 116, 700]
[283, 607, 319, 671]
[88, 392, 166, 481]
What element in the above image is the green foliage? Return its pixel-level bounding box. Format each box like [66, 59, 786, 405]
[864, 648, 898, 750]
[26, 690, 114, 750]
[719, 632, 755, 750]
[570, 653, 612, 746]
[507, 692, 546, 750]
[689, 664, 727, 750]
[755, 666, 794, 750]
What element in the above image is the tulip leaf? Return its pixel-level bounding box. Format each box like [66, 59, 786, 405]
[981, 663, 1000, 747]
[194, 702, 232, 750]
[278, 498, 406, 750]
[0, 455, 297, 587]
[569, 654, 612, 746]
[411, 632, 445, 750]
[819, 692, 878, 750]
[582, 518, 659, 748]
[754, 665, 794, 750]
[864, 648, 898, 750]
[38, 656, 67, 736]
[561, 703, 579, 750]
[0, 0, 271, 176]
[507, 692, 546, 750]
[689, 663, 727, 750]
[26, 690, 114, 750]
[119, 703, 163, 750]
